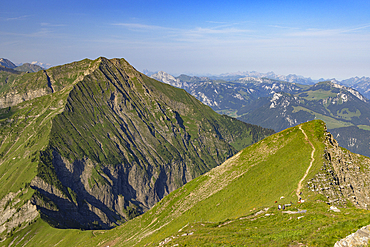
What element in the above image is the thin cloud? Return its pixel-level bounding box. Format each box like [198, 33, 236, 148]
[6, 15, 31, 21]
[289, 28, 340, 37]
[288, 24, 370, 37]
[206, 21, 228, 24]
[190, 27, 251, 34]
[269, 25, 299, 30]
[0, 28, 53, 38]
[41, 23, 66, 27]
[112, 23, 175, 31]
[112, 22, 253, 42]
[346, 24, 370, 32]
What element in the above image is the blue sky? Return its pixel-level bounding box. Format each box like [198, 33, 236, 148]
[1, 0, 370, 79]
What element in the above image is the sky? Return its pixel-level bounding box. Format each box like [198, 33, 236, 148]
[1, 0, 370, 80]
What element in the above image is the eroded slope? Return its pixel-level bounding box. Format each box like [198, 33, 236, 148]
[0, 57, 273, 236]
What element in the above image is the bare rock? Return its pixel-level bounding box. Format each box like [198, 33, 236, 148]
[0, 190, 39, 235]
[0, 88, 49, 108]
[335, 225, 370, 247]
[307, 132, 370, 209]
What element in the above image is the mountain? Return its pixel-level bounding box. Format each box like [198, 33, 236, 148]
[0, 65, 20, 74]
[14, 63, 44, 73]
[237, 81, 370, 156]
[149, 69, 323, 85]
[239, 81, 369, 128]
[340, 76, 370, 100]
[152, 72, 370, 157]
[207, 71, 320, 84]
[0, 58, 51, 73]
[142, 69, 157, 77]
[30, 61, 52, 69]
[264, 73, 318, 85]
[340, 76, 370, 87]
[0, 58, 17, 69]
[151, 71, 304, 117]
[151, 70, 370, 100]
[0, 57, 273, 237]
[4, 120, 370, 246]
[150, 71, 180, 86]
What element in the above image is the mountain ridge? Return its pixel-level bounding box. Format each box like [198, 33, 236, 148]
[0, 58, 48, 73]
[0, 58, 17, 69]
[14, 63, 44, 73]
[4, 120, 370, 246]
[0, 57, 273, 235]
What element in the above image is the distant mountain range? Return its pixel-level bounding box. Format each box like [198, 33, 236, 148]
[0, 58, 17, 69]
[211, 71, 324, 84]
[151, 71, 370, 157]
[30, 61, 52, 69]
[0, 58, 50, 73]
[147, 69, 326, 85]
[149, 69, 370, 99]
[337, 77, 370, 99]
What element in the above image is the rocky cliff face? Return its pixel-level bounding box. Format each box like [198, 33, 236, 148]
[0, 88, 49, 109]
[308, 132, 370, 209]
[0, 189, 39, 236]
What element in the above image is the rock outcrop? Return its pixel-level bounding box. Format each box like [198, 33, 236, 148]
[308, 132, 370, 209]
[0, 189, 39, 236]
[334, 225, 370, 247]
[0, 88, 49, 109]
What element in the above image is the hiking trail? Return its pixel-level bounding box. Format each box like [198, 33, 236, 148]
[296, 125, 315, 200]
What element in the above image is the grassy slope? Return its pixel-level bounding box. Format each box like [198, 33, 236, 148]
[6, 120, 369, 246]
[0, 60, 99, 239]
[0, 59, 96, 202]
[0, 59, 93, 97]
[292, 106, 354, 129]
[0, 90, 71, 199]
[47, 57, 271, 190]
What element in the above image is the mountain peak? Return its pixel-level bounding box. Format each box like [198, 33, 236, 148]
[0, 57, 273, 233]
[14, 63, 44, 73]
[321, 80, 368, 103]
[30, 61, 52, 69]
[0, 58, 17, 69]
[151, 71, 180, 86]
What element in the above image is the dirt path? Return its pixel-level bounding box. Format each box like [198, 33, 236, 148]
[296, 125, 315, 200]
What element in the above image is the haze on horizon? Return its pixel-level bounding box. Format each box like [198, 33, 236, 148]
[1, 0, 370, 80]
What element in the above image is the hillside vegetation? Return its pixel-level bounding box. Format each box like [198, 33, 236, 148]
[4, 120, 370, 246]
[0, 57, 273, 239]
